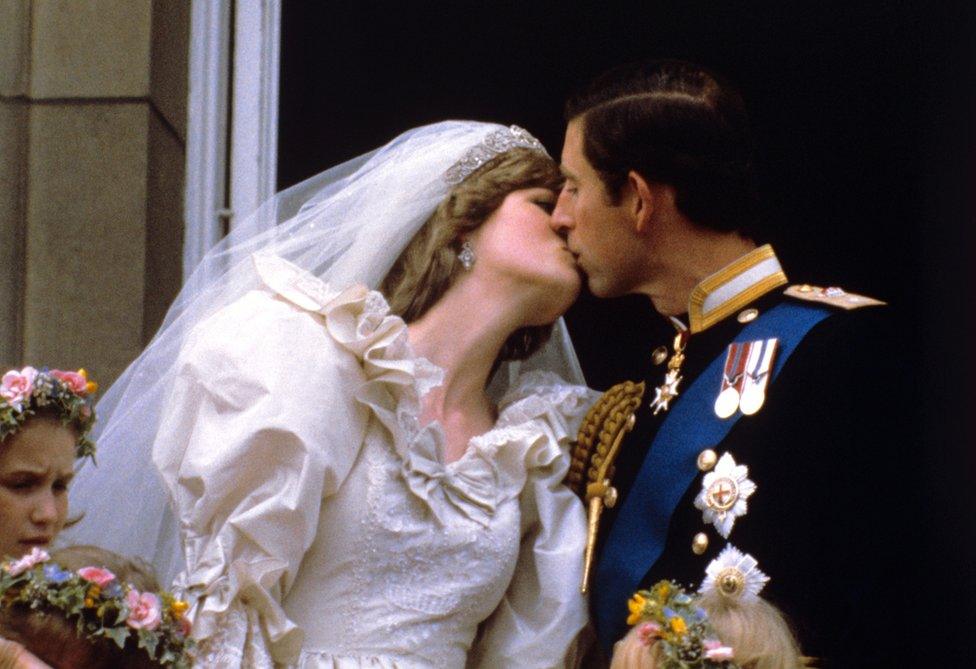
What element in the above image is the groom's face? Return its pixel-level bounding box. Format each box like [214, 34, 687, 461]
[551, 119, 644, 298]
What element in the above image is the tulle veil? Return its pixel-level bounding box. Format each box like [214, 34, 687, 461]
[63, 121, 585, 585]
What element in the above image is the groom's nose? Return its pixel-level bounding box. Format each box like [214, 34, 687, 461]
[550, 188, 575, 234]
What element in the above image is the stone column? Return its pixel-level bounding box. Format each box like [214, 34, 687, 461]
[0, 0, 188, 386]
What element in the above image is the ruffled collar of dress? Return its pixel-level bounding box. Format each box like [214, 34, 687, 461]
[253, 253, 592, 526]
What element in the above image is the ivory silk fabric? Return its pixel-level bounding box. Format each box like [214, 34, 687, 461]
[153, 257, 597, 668]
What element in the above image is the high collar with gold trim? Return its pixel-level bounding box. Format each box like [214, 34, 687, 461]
[686, 244, 788, 334]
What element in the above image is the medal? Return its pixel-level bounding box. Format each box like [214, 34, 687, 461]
[650, 327, 688, 415]
[714, 386, 740, 420]
[714, 342, 748, 419]
[738, 338, 778, 416]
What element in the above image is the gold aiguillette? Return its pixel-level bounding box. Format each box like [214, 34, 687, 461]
[565, 380, 645, 594]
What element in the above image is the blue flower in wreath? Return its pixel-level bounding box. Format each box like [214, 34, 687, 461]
[102, 581, 124, 598]
[42, 563, 72, 584]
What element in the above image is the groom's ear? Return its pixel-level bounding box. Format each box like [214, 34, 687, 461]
[627, 170, 656, 234]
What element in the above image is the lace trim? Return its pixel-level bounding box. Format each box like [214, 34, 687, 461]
[253, 254, 596, 518]
[296, 650, 428, 668]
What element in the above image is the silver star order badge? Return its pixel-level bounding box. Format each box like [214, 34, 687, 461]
[694, 452, 756, 538]
[700, 544, 769, 602]
[650, 370, 682, 415]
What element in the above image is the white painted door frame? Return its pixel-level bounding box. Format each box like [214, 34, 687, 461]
[183, 0, 281, 283]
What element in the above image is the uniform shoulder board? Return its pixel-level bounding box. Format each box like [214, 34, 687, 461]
[784, 284, 886, 310]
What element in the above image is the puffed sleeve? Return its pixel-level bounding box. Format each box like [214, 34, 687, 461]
[468, 373, 600, 668]
[152, 285, 371, 667]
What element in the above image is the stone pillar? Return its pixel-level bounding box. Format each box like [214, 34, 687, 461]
[0, 0, 188, 385]
[145, 0, 189, 342]
[0, 0, 31, 369]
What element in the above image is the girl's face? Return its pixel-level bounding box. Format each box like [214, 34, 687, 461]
[0, 418, 75, 559]
[472, 187, 582, 323]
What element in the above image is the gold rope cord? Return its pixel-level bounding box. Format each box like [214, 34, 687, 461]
[566, 380, 645, 593]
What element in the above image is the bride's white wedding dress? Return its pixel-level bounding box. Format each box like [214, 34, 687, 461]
[155, 256, 597, 668]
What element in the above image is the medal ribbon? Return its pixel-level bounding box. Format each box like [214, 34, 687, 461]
[744, 338, 777, 385]
[721, 342, 749, 392]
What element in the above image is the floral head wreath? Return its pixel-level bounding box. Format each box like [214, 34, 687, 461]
[627, 580, 739, 668]
[0, 548, 193, 667]
[0, 366, 98, 459]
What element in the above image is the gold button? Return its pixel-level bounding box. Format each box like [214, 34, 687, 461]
[604, 486, 618, 508]
[692, 532, 709, 555]
[718, 568, 745, 597]
[697, 448, 718, 472]
[652, 346, 668, 365]
[737, 308, 759, 323]
[798, 284, 813, 293]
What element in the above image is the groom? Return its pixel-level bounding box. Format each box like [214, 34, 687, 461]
[552, 61, 907, 666]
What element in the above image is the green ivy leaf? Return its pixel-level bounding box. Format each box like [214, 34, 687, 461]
[138, 629, 159, 658]
[100, 625, 130, 649]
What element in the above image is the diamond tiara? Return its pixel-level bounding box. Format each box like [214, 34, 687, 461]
[443, 125, 548, 185]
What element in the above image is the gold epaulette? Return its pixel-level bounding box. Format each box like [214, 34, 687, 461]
[566, 380, 645, 593]
[567, 380, 645, 497]
[784, 284, 885, 310]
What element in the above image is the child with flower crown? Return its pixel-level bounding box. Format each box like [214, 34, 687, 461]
[0, 545, 193, 668]
[0, 367, 97, 561]
[610, 547, 805, 669]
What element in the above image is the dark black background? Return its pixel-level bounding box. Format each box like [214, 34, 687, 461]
[279, 1, 974, 659]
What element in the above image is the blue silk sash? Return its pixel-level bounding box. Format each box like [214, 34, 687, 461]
[594, 301, 833, 651]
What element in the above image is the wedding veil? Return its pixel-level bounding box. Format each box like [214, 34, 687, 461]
[64, 121, 585, 584]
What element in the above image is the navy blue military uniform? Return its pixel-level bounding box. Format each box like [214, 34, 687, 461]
[588, 249, 911, 667]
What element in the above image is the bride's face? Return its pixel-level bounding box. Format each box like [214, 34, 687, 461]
[472, 187, 582, 322]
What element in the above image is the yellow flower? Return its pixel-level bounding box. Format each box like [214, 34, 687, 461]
[652, 582, 671, 603]
[84, 597, 95, 608]
[171, 599, 189, 617]
[627, 593, 647, 626]
[669, 616, 687, 636]
[78, 369, 98, 394]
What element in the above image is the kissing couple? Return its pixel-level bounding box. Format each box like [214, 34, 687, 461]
[69, 59, 894, 668]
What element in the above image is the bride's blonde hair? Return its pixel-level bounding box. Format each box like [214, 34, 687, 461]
[380, 146, 563, 362]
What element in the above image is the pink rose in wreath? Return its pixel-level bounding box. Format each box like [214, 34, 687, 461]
[3, 547, 50, 576]
[51, 370, 88, 395]
[78, 566, 117, 587]
[0, 367, 38, 409]
[703, 639, 735, 661]
[125, 589, 162, 630]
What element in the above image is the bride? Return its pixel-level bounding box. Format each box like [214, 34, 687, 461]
[66, 122, 599, 667]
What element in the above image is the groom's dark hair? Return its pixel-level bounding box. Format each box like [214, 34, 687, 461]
[566, 60, 759, 237]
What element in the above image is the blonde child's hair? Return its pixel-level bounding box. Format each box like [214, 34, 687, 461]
[611, 592, 805, 669]
[698, 591, 804, 669]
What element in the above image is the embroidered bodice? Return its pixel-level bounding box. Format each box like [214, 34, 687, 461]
[153, 256, 597, 668]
